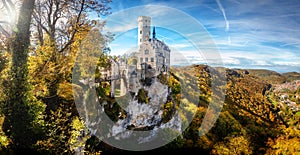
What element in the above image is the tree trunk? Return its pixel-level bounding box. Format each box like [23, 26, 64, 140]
[3, 0, 37, 150]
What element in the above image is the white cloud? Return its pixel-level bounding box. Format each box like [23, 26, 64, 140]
[216, 0, 230, 32]
[104, 23, 136, 33]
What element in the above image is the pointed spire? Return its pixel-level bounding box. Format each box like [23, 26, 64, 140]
[152, 26, 156, 39]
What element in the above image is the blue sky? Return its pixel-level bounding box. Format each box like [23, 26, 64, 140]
[98, 0, 300, 73]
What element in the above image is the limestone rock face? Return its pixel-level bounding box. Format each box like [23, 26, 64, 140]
[110, 78, 182, 143]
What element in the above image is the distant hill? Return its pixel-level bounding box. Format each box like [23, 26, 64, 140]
[282, 72, 300, 82]
[175, 66, 300, 85]
[231, 69, 300, 84]
[246, 69, 286, 84]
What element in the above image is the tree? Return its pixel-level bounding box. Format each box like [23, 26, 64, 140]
[30, 0, 112, 115]
[3, 0, 45, 150]
[32, 0, 111, 48]
[27, 0, 112, 153]
[30, 24, 107, 153]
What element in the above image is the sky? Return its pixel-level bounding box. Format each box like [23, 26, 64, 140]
[97, 0, 300, 73]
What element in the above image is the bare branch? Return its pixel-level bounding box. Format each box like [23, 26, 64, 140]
[30, 0, 111, 53]
[58, 0, 85, 53]
[2, 0, 12, 15]
[1, 0, 17, 25]
[5, 0, 17, 22]
[32, 11, 50, 35]
[0, 25, 10, 37]
[0, 21, 10, 24]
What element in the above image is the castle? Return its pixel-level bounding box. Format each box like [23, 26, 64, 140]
[99, 16, 171, 97]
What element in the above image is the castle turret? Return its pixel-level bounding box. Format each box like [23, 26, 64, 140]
[138, 16, 151, 47]
[152, 27, 156, 39]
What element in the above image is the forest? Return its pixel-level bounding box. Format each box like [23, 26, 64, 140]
[0, 0, 300, 154]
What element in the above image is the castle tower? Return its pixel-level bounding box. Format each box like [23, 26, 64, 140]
[138, 16, 151, 46]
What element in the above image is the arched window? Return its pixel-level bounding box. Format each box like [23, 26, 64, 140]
[151, 57, 154, 62]
[145, 49, 149, 54]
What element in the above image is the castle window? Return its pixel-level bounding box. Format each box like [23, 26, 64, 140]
[151, 57, 154, 62]
[145, 57, 148, 62]
[140, 30, 142, 34]
[140, 58, 143, 63]
[145, 49, 149, 54]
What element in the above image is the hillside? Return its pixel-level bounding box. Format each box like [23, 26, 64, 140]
[241, 69, 300, 84]
[165, 65, 300, 154]
[282, 72, 300, 82]
[246, 69, 286, 84]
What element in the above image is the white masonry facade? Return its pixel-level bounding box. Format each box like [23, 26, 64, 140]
[99, 16, 171, 97]
[137, 16, 171, 73]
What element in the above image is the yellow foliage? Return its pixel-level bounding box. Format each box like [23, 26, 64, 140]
[269, 136, 300, 155]
[212, 135, 253, 155]
[68, 117, 89, 152]
[57, 82, 76, 101]
[0, 117, 9, 149]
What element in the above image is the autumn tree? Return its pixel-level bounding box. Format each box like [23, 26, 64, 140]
[0, 0, 113, 153]
[27, 0, 112, 153]
[31, 0, 111, 110]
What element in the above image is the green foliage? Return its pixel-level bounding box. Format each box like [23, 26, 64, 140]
[136, 88, 149, 104]
[169, 75, 181, 95]
[212, 135, 253, 155]
[144, 77, 153, 86]
[266, 126, 300, 155]
[157, 128, 184, 149]
[161, 101, 175, 123]
[180, 98, 197, 120]
[157, 73, 168, 85]
[0, 0, 113, 153]
[2, 0, 46, 150]
[211, 111, 245, 139]
[0, 117, 9, 151]
[103, 101, 123, 122]
[0, 52, 8, 73]
[77, 27, 107, 80]
[272, 138, 300, 155]
[69, 117, 90, 153]
[84, 136, 102, 154]
[170, 65, 298, 154]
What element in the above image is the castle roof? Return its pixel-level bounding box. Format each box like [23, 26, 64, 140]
[148, 38, 170, 51]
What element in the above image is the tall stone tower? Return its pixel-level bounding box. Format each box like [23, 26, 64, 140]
[138, 16, 151, 46]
